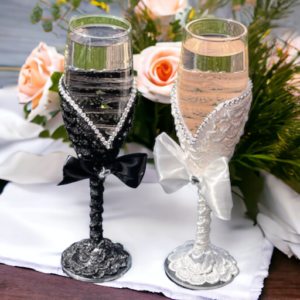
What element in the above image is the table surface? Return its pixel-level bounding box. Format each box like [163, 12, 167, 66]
[0, 248, 299, 300]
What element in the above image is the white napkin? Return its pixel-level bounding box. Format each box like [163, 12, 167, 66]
[0, 177, 272, 300]
[0, 108, 43, 144]
[0, 86, 75, 184]
[257, 171, 300, 258]
[0, 86, 273, 300]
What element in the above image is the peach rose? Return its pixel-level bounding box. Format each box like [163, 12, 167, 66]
[18, 42, 64, 110]
[134, 42, 181, 103]
[135, 0, 187, 18]
[27, 76, 63, 123]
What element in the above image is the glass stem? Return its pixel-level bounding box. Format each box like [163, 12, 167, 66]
[193, 187, 211, 253]
[89, 178, 104, 243]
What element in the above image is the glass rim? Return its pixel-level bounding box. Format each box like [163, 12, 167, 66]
[185, 18, 247, 42]
[69, 14, 132, 39]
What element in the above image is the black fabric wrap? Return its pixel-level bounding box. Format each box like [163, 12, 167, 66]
[59, 78, 137, 168]
[58, 78, 148, 189]
[58, 153, 148, 189]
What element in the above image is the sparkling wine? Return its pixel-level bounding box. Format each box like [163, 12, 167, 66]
[64, 24, 133, 137]
[65, 68, 133, 137]
[177, 34, 248, 135]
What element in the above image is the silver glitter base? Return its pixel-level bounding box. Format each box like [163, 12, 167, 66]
[164, 241, 239, 290]
[61, 238, 131, 283]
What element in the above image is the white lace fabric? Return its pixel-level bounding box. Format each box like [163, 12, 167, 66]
[166, 189, 239, 286]
[171, 79, 253, 169]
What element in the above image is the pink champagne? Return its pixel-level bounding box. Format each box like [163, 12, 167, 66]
[177, 34, 248, 135]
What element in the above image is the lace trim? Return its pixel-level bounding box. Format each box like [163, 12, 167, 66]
[167, 188, 239, 286]
[171, 78, 253, 146]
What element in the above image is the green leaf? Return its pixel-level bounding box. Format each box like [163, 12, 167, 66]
[232, 0, 246, 7]
[24, 103, 32, 119]
[147, 158, 154, 164]
[125, 95, 177, 151]
[230, 164, 264, 222]
[39, 129, 50, 138]
[67, 0, 82, 8]
[130, 0, 139, 7]
[199, 0, 230, 14]
[51, 125, 69, 142]
[49, 110, 60, 118]
[30, 3, 43, 24]
[49, 72, 63, 93]
[31, 115, 47, 127]
[125, 2, 160, 53]
[229, 163, 242, 182]
[51, 3, 60, 21]
[126, 96, 157, 150]
[96, 90, 105, 95]
[231, 0, 300, 196]
[42, 20, 53, 32]
[156, 102, 178, 143]
[169, 20, 182, 42]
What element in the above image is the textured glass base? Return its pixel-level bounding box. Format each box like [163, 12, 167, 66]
[164, 240, 239, 290]
[61, 238, 131, 283]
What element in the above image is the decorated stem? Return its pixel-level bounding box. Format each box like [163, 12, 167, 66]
[89, 178, 104, 243]
[193, 188, 211, 253]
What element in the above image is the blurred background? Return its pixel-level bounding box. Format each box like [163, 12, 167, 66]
[1, 0, 300, 88]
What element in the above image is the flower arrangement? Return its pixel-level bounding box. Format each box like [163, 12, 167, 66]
[21, 0, 300, 222]
[18, 42, 63, 121]
[18, 42, 68, 140]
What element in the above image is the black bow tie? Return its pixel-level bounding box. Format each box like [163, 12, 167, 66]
[58, 153, 148, 188]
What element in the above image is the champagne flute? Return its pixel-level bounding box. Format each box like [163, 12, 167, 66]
[58, 15, 146, 283]
[162, 18, 252, 289]
[64, 14, 133, 140]
[178, 18, 248, 135]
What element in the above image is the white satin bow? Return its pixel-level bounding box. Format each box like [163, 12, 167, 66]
[153, 133, 233, 220]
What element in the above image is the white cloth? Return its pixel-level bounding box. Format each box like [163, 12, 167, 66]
[0, 86, 76, 184]
[0, 177, 272, 300]
[0, 86, 43, 143]
[0, 86, 273, 300]
[154, 133, 233, 220]
[0, 137, 76, 184]
[0, 108, 43, 144]
[257, 171, 300, 258]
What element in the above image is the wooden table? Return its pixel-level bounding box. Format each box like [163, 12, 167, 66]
[0, 248, 299, 300]
[260, 249, 300, 300]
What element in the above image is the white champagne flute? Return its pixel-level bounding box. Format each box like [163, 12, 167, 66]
[159, 18, 252, 289]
